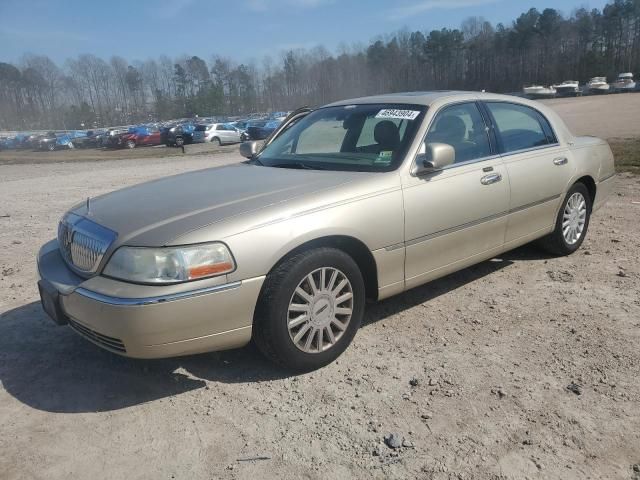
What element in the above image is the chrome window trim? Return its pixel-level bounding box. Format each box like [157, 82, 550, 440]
[498, 142, 562, 159]
[440, 153, 502, 170]
[74, 281, 242, 306]
[482, 100, 561, 154]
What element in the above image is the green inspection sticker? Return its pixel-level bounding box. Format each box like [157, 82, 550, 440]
[375, 151, 393, 164]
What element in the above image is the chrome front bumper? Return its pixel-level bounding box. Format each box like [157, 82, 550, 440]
[37, 240, 264, 358]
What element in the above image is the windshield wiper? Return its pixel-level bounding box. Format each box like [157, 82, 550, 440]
[269, 162, 323, 170]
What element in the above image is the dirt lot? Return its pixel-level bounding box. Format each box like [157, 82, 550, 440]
[541, 93, 640, 139]
[0, 142, 239, 165]
[1, 95, 639, 480]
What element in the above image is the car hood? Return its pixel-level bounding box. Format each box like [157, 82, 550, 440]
[71, 163, 365, 247]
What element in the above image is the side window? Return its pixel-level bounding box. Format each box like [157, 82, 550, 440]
[425, 103, 491, 164]
[485, 102, 549, 153]
[216, 125, 225, 131]
[536, 112, 557, 144]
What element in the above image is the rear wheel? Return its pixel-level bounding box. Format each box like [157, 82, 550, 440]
[47, 143, 56, 151]
[537, 182, 591, 256]
[175, 136, 184, 147]
[253, 247, 365, 372]
[126, 140, 136, 149]
[211, 137, 221, 146]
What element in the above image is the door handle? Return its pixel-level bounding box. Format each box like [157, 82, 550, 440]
[481, 173, 502, 185]
[553, 157, 568, 165]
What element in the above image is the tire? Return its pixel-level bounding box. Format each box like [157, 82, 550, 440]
[253, 247, 365, 372]
[211, 137, 221, 146]
[47, 143, 56, 151]
[537, 182, 592, 256]
[175, 136, 184, 147]
[126, 140, 136, 149]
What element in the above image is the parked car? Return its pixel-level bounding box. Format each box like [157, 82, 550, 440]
[193, 123, 245, 145]
[165, 123, 196, 147]
[231, 120, 249, 131]
[191, 124, 209, 144]
[229, 121, 250, 141]
[72, 130, 106, 149]
[117, 126, 162, 149]
[37, 91, 614, 371]
[0, 136, 17, 150]
[159, 125, 175, 146]
[38, 131, 78, 151]
[103, 128, 130, 148]
[23, 133, 43, 149]
[0, 133, 34, 150]
[247, 119, 281, 140]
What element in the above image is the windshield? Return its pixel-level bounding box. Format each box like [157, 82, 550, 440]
[258, 103, 426, 172]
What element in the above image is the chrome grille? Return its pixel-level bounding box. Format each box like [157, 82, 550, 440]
[70, 231, 104, 271]
[57, 213, 117, 274]
[58, 220, 73, 260]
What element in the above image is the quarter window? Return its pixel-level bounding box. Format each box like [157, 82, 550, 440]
[485, 102, 551, 153]
[425, 102, 491, 164]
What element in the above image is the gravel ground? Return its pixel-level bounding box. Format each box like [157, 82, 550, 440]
[541, 93, 640, 139]
[1, 97, 640, 480]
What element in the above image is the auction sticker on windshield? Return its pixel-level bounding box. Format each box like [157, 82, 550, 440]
[375, 109, 421, 120]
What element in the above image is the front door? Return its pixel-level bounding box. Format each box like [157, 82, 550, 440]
[402, 102, 510, 289]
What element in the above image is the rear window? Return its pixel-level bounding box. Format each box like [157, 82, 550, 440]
[485, 102, 550, 153]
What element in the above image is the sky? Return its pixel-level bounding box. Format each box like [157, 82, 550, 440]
[0, 0, 610, 66]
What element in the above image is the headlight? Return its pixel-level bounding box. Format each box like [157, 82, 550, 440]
[103, 242, 235, 284]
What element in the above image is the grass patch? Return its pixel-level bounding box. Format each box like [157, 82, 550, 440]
[609, 138, 640, 173]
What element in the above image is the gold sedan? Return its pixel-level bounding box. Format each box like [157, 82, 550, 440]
[37, 92, 615, 371]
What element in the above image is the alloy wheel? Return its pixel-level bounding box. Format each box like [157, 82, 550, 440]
[287, 267, 354, 354]
[562, 192, 587, 245]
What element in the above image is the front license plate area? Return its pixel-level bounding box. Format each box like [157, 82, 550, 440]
[38, 279, 69, 326]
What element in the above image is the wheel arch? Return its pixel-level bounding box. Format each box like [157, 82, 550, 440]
[265, 235, 379, 302]
[574, 175, 596, 205]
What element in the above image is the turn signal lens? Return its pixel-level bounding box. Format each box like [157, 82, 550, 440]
[189, 262, 234, 279]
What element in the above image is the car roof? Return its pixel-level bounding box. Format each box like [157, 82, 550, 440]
[325, 90, 528, 107]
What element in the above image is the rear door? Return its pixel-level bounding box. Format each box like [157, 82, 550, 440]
[482, 102, 574, 243]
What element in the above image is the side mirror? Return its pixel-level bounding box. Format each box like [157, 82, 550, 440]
[413, 142, 455, 175]
[240, 141, 258, 159]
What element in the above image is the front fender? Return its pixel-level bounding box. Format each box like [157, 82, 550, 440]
[222, 187, 405, 284]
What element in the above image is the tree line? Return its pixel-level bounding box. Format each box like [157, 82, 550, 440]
[1, 0, 639, 130]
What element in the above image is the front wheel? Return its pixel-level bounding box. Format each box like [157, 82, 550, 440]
[175, 136, 184, 147]
[253, 248, 365, 372]
[211, 137, 221, 146]
[126, 140, 136, 149]
[538, 183, 591, 256]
